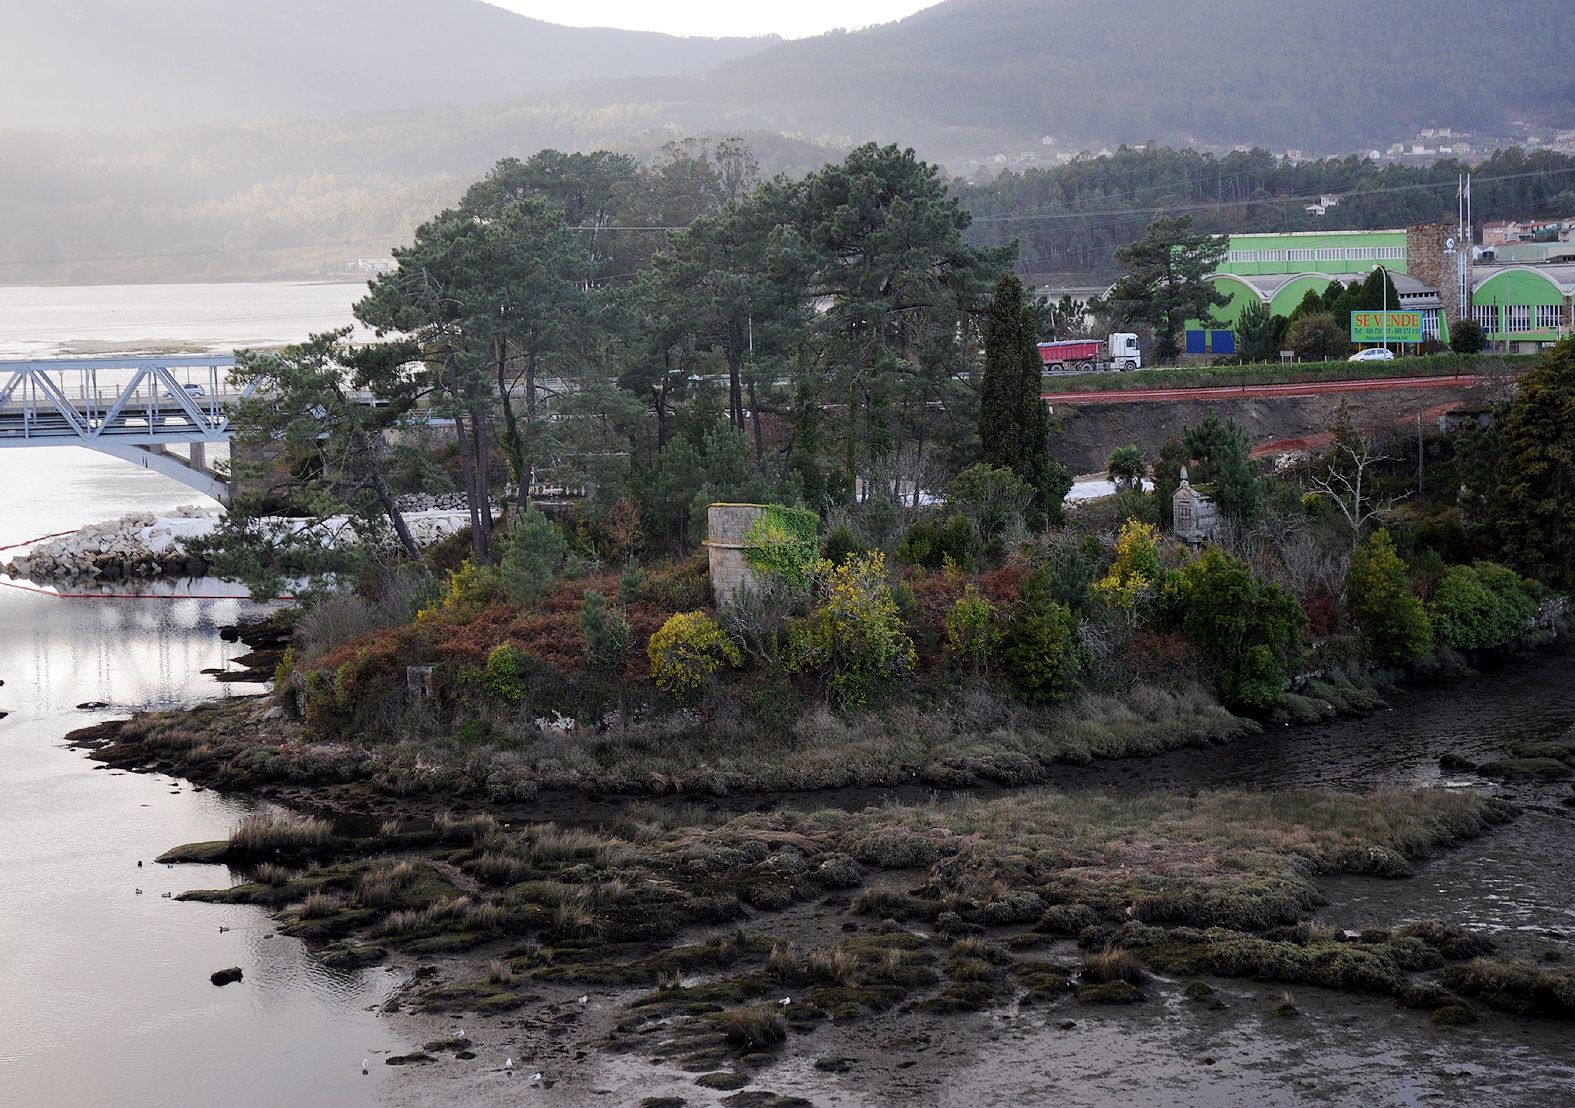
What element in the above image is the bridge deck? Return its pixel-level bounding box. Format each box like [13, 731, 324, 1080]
[0, 355, 245, 447]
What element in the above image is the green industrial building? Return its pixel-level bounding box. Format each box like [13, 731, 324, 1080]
[1194, 226, 1574, 353]
[1468, 265, 1575, 348]
[1201, 229, 1444, 346]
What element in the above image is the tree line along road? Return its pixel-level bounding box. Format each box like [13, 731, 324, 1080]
[1042, 374, 1479, 404]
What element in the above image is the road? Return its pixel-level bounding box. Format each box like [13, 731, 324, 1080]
[1043, 374, 1479, 405]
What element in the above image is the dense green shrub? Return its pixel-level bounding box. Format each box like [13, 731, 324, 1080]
[895, 511, 979, 570]
[999, 566, 1086, 705]
[947, 463, 1033, 559]
[499, 506, 567, 609]
[1346, 529, 1432, 664]
[1175, 548, 1306, 712]
[579, 590, 631, 677]
[943, 584, 997, 678]
[483, 643, 530, 703]
[648, 611, 741, 697]
[1428, 562, 1539, 650]
[823, 523, 860, 566]
[788, 552, 916, 709]
[1449, 318, 1486, 355]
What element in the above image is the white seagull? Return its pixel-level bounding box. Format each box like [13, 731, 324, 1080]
[779, 996, 792, 1006]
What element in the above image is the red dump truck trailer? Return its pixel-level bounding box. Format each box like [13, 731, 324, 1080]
[1037, 333, 1142, 372]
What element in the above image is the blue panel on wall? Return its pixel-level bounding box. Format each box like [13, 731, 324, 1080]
[1210, 330, 1236, 354]
[1185, 330, 1207, 354]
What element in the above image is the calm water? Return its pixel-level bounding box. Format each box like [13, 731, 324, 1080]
[0, 286, 400, 1108]
[0, 281, 370, 358]
[1, 283, 1572, 1105]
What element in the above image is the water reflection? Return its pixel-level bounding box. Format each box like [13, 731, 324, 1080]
[0, 454, 402, 1108]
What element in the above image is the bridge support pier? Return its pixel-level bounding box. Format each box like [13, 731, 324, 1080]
[89, 444, 232, 505]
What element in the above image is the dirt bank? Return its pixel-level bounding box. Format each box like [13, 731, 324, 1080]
[1049, 378, 1488, 473]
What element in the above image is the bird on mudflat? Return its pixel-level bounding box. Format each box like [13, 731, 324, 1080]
[361, 1058, 369, 1074]
[504, 1057, 513, 1073]
[135, 888, 143, 895]
[530, 1072, 544, 1083]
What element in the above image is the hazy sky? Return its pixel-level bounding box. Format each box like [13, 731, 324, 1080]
[483, 0, 940, 38]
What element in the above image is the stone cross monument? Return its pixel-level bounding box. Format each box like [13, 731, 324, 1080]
[1172, 466, 1219, 546]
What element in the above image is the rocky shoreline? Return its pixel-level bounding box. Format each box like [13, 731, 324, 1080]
[3, 500, 474, 584]
[4, 507, 215, 582]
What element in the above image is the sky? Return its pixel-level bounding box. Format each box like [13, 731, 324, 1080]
[482, 0, 941, 39]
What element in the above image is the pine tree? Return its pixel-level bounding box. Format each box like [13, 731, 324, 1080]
[1491, 337, 1575, 586]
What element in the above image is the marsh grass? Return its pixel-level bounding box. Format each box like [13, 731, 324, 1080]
[1438, 958, 1575, 1018]
[253, 862, 294, 886]
[718, 1006, 787, 1050]
[1082, 946, 1145, 986]
[228, 813, 333, 856]
[354, 860, 416, 907]
[298, 890, 338, 919]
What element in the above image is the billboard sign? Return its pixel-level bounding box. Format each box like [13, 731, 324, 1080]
[1350, 310, 1422, 343]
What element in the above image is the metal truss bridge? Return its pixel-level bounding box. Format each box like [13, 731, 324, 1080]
[0, 355, 252, 502]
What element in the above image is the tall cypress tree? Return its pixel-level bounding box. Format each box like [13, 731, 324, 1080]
[978, 274, 1066, 529]
[980, 274, 1026, 471]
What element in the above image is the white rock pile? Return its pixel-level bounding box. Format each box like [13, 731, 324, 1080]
[4, 506, 473, 583]
[5, 507, 217, 581]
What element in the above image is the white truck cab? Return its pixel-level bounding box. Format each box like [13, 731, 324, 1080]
[1108, 333, 1141, 370]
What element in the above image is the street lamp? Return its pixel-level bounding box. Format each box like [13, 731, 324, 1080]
[1375, 263, 1389, 351]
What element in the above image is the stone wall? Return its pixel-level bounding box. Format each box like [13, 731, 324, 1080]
[703, 503, 766, 607]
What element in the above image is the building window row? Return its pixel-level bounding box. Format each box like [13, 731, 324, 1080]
[1228, 244, 1406, 265]
[1471, 304, 1499, 330]
[1420, 308, 1441, 339]
[1535, 304, 1564, 330]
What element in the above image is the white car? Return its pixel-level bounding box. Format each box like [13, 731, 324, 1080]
[162, 382, 206, 398]
[1348, 347, 1395, 362]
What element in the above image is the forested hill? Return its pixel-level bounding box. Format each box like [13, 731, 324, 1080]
[646, 0, 1575, 155]
[0, 0, 769, 132]
[959, 145, 1575, 283]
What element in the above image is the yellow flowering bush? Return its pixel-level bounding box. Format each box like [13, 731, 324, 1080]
[1094, 520, 1160, 609]
[788, 552, 916, 709]
[647, 610, 742, 697]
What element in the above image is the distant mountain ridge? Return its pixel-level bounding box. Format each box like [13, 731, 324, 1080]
[612, 0, 1575, 155]
[0, 0, 770, 131]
